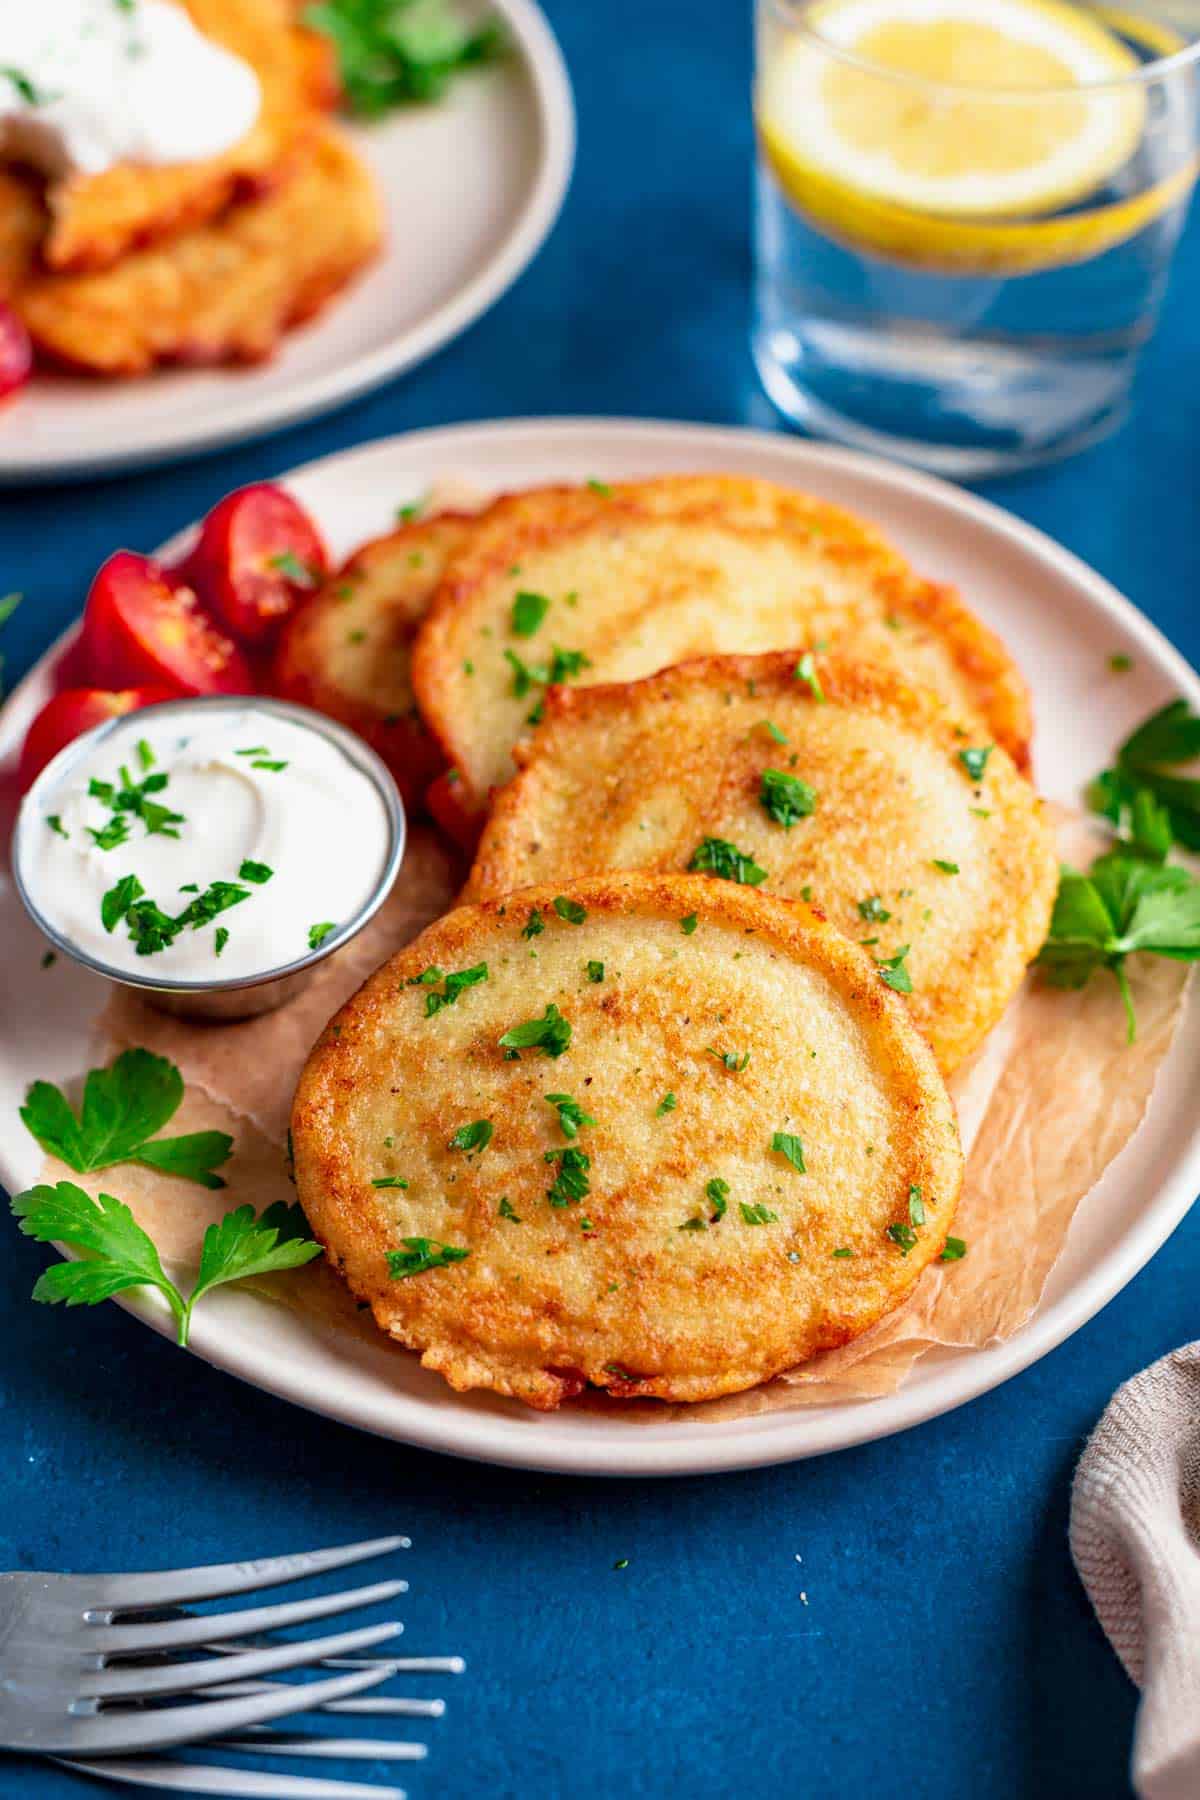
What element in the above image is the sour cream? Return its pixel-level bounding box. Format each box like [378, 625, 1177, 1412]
[1, 0, 262, 179]
[20, 706, 393, 982]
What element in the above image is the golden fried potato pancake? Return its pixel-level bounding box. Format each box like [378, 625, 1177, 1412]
[291, 872, 964, 1410]
[40, 0, 336, 272]
[15, 127, 382, 375]
[410, 475, 1033, 825]
[468, 654, 1057, 1074]
[271, 514, 476, 812]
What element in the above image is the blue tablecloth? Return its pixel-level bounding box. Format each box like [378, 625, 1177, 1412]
[3, 4, 1198, 1794]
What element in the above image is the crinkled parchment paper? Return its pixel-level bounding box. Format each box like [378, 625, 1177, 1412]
[81, 819, 1191, 1418]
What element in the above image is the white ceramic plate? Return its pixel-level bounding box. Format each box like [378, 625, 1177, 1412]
[2, 417, 1198, 1477]
[0, 0, 573, 485]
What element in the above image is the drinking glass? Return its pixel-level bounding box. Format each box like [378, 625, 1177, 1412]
[753, 1, 1200, 476]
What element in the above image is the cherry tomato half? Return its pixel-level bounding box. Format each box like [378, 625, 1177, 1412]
[81, 551, 252, 695]
[184, 483, 329, 647]
[18, 687, 174, 790]
[0, 303, 32, 403]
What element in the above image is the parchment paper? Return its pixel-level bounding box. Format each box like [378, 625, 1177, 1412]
[85, 819, 1193, 1416]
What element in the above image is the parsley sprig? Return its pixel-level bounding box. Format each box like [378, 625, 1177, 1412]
[305, 0, 505, 117]
[11, 1185, 320, 1346]
[21, 1050, 232, 1189]
[1089, 699, 1200, 850]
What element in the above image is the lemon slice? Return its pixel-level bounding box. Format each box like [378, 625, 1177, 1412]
[760, 0, 1146, 218]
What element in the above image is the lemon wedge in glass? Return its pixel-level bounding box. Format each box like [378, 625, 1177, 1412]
[758, 0, 1189, 273]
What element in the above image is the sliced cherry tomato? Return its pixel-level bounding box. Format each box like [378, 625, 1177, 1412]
[81, 551, 252, 695]
[0, 303, 32, 403]
[184, 483, 329, 646]
[18, 687, 174, 790]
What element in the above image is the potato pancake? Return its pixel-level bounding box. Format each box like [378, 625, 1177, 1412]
[291, 872, 964, 1410]
[15, 127, 381, 375]
[410, 475, 1033, 824]
[39, 0, 335, 273]
[468, 654, 1057, 1073]
[272, 514, 475, 812]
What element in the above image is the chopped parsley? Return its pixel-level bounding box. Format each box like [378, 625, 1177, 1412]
[504, 644, 592, 698]
[586, 959, 605, 982]
[656, 1091, 677, 1116]
[886, 1222, 917, 1255]
[521, 908, 545, 939]
[511, 591, 550, 637]
[308, 921, 337, 951]
[498, 1002, 572, 1057]
[40, 951, 56, 970]
[794, 653, 825, 702]
[875, 944, 913, 994]
[831, 1247, 854, 1259]
[238, 860, 273, 885]
[553, 895, 587, 924]
[759, 720, 788, 745]
[908, 1183, 925, 1226]
[413, 961, 489, 1016]
[101, 875, 251, 959]
[705, 1178, 729, 1221]
[499, 1196, 521, 1222]
[372, 1175, 409, 1189]
[136, 738, 155, 771]
[760, 767, 817, 828]
[740, 1202, 778, 1226]
[386, 1237, 470, 1279]
[268, 550, 318, 587]
[1108, 653, 1134, 674]
[680, 913, 698, 935]
[932, 859, 960, 875]
[449, 1119, 493, 1154]
[587, 478, 613, 497]
[545, 1093, 595, 1139]
[941, 1237, 967, 1261]
[770, 1131, 806, 1173]
[857, 895, 891, 923]
[545, 1145, 590, 1207]
[707, 1047, 750, 1072]
[688, 836, 768, 886]
[958, 746, 993, 783]
[46, 814, 68, 839]
[214, 927, 230, 958]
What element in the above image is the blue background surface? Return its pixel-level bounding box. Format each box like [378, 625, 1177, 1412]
[3, 2, 1199, 1795]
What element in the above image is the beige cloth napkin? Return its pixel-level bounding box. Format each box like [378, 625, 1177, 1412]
[1071, 1345, 1200, 1800]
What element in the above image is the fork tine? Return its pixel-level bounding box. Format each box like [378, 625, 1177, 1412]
[322, 1656, 465, 1674]
[87, 1539, 410, 1612]
[90, 1581, 408, 1654]
[54, 1660, 399, 1757]
[210, 1733, 427, 1760]
[54, 1755, 406, 1799]
[203, 1682, 445, 1719]
[82, 1623, 403, 1700]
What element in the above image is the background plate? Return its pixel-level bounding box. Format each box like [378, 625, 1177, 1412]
[0, 0, 574, 484]
[1, 417, 1198, 1476]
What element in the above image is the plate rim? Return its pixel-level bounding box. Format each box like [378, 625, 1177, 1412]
[4, 412, 1199, 1478]
[0, 0, 576, 486]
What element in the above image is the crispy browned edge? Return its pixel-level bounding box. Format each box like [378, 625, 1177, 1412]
[270, 513, 476, 811]
[290, 871, 964, 1411]
[466, 650, 1057, 1074]
[409, 476, 1035, 824]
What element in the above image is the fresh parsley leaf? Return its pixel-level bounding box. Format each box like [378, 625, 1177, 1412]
[498, 1003, 571, 1057]
[759, 720, 788, 744]
[941, 1237, 967, 1261]
[545, 1093, 595, 1139]
[794, 653, 825, 702]
[419, 961, 489, 1016]
[545, 1145, 590, 1206]
[908, 1183, 925, 1226]
[46, 814, 68, 839]
[12, 1183, 319, 1345]
[20, 1049, 232, 1189]
[267, 550, 317, 587]
[499, 1196, 521, 1222]
[707, 1047, 750, 1071]
[449, 1118, 493, 1153]
[238, 860, 273, 885]
[587, 478, 613, 497]
[308, 921, 337, 951]
[857, 895, 891, 923]
[372, 1175, 409, 1188]
[680, 913, 698, 934]
[511, 591, 550, 637]
[102, 873, 144, 934]
[932, 859, 959, 875]
[760, 767, 817, 828]
[214, 926, 230, 957]
[887, 1222, 918, 1254]
[553, 895, 587, 924]
[656, 1091, 677, 1116]
[386, 1237, 470, 1279]
[688, 836, 768, 886]
[831, 1247, 854, 1259]
[740, 1202, 778, 1225]
[305, 0, 505, 117]
[1090, 699, 1200, 851]
[705, 1177, 729, 1221]
[958, 746, 993, 783]
[771, 1131, 805, 1173]
[522, 908, 545, 939]
[1109, 653, 1133, 674]
[875, 945, 913, 994]
[586, 959, 605, 982]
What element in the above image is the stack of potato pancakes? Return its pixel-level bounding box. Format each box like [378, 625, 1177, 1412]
[283, 473, 1057, 1411]
[0, 0, 381, 376]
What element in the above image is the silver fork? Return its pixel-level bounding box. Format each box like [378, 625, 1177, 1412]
[0, 1536, 463, 1799]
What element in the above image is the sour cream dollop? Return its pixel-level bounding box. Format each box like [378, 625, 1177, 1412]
[1, 0, 262, 179]
[21, 706, 393, 982]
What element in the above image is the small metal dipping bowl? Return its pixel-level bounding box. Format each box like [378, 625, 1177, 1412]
[12, 695, 406, 1022]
